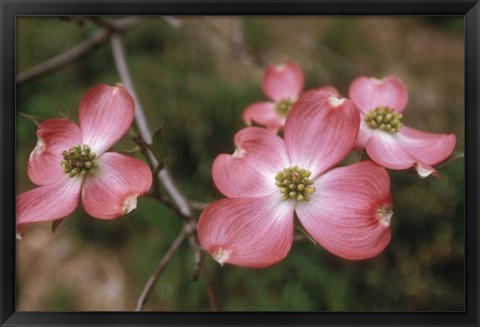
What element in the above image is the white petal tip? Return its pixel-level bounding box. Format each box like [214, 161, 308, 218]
[123, 195, 138, 214]
[212, 248, 229, 266]
[16, 233, 23, 240]
[376, 205, 393, 227]
[328, 95, 346, 108]
[232, 147, 245, 158]
[415, 163, 438, 179]
[32, 137, 46, 154]
[274, 63, 286, 72]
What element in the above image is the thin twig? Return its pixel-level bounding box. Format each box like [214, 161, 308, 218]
[202, 265, 220, 311]
[16, 16, 145, 85]
[189, 201, 211, 210]
[135, 226, 191, 311]
[110, 32, 194, 219]
[203, 19, 268, 68]
[87, 16, 117, 31]
[110, 31, 207, 309]
[190, 239, 203, 282]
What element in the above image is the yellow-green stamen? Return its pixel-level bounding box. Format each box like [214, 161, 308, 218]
[61, 144, 98, 177]
[274, 98, 295, 117]
[275, 166, 315, 202]
[365, 106, 403, 133]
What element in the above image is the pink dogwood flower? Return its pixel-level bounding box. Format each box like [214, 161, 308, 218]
[349, 76, 456, 178]
[199, 89, 393, 268]
[16, 84, 153, 237]
[242, 61, 305, 132]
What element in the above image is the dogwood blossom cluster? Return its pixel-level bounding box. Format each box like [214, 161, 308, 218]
[198, 61, 456, 268]
[16, 63, 456, 270]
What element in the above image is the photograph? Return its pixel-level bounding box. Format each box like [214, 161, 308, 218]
[2, 1, 480, 326]
[14, 15, 465, 313]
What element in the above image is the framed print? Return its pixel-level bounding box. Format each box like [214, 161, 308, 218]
[1, 1, 479, 326]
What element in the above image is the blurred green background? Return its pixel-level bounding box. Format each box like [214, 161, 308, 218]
[16, 16, 464, 311]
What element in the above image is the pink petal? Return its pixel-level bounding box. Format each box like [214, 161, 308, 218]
[242, 101, 285, 131]
[296, 161, 392, 260]
[311, 85, 340, 96]
[396, 126, 456, 167]
[79, 84, 135, 155]
[349, 76, 409, 113]
[198, 196, 295, 268]
[263, 61, 304, 101]
[354, 120, 375, 149]
[366, 132, 416, 170]
[81, 152, 152, 219]
[16, 176, 83, 235]
[284, 89, 360, 178]
[212, 127, 290, 198]
[28, 118, 83, 185]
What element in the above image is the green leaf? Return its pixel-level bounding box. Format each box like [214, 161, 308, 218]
[19, 112, 47, 126]
[119, 145, 142, 157]
[150, 123, 168, 161]
[436, 151, 464, 168]
[58, 108, 72, 120]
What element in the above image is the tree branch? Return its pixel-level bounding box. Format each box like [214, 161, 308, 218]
[16, 16, 145, 85]
[110, 31, 208, 310]
[202, 265, 221, 311]
[135, 225, 192, 311]
[110, 32, 194, 219]
[202, 19, 268, 68]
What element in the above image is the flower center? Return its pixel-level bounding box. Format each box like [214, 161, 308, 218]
[364, 106, 403, 133]
[274, 98, 295, 117]
[61, 144, 98, 177]
[275, 166, 315, 202]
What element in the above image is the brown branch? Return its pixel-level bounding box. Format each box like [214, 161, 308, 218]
[16, 16, 145, 85]
[135, 225, 192, 311]
[110, 32, 194, 220]
[190, 236, 203, 282]
[202, 265, 221, 311]
[110, 31, 209, 310]
[189, 201, 210, 210]
[202, 19, 268, 68]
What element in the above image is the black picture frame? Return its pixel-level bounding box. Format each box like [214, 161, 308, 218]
[1, 1, 479, 326]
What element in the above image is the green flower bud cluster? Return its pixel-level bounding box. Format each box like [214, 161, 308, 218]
[274, 98, 295, 117]
[61, 144, 98, 177]
[275, 166, 315, 202]
[365, 106, 403, 133]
